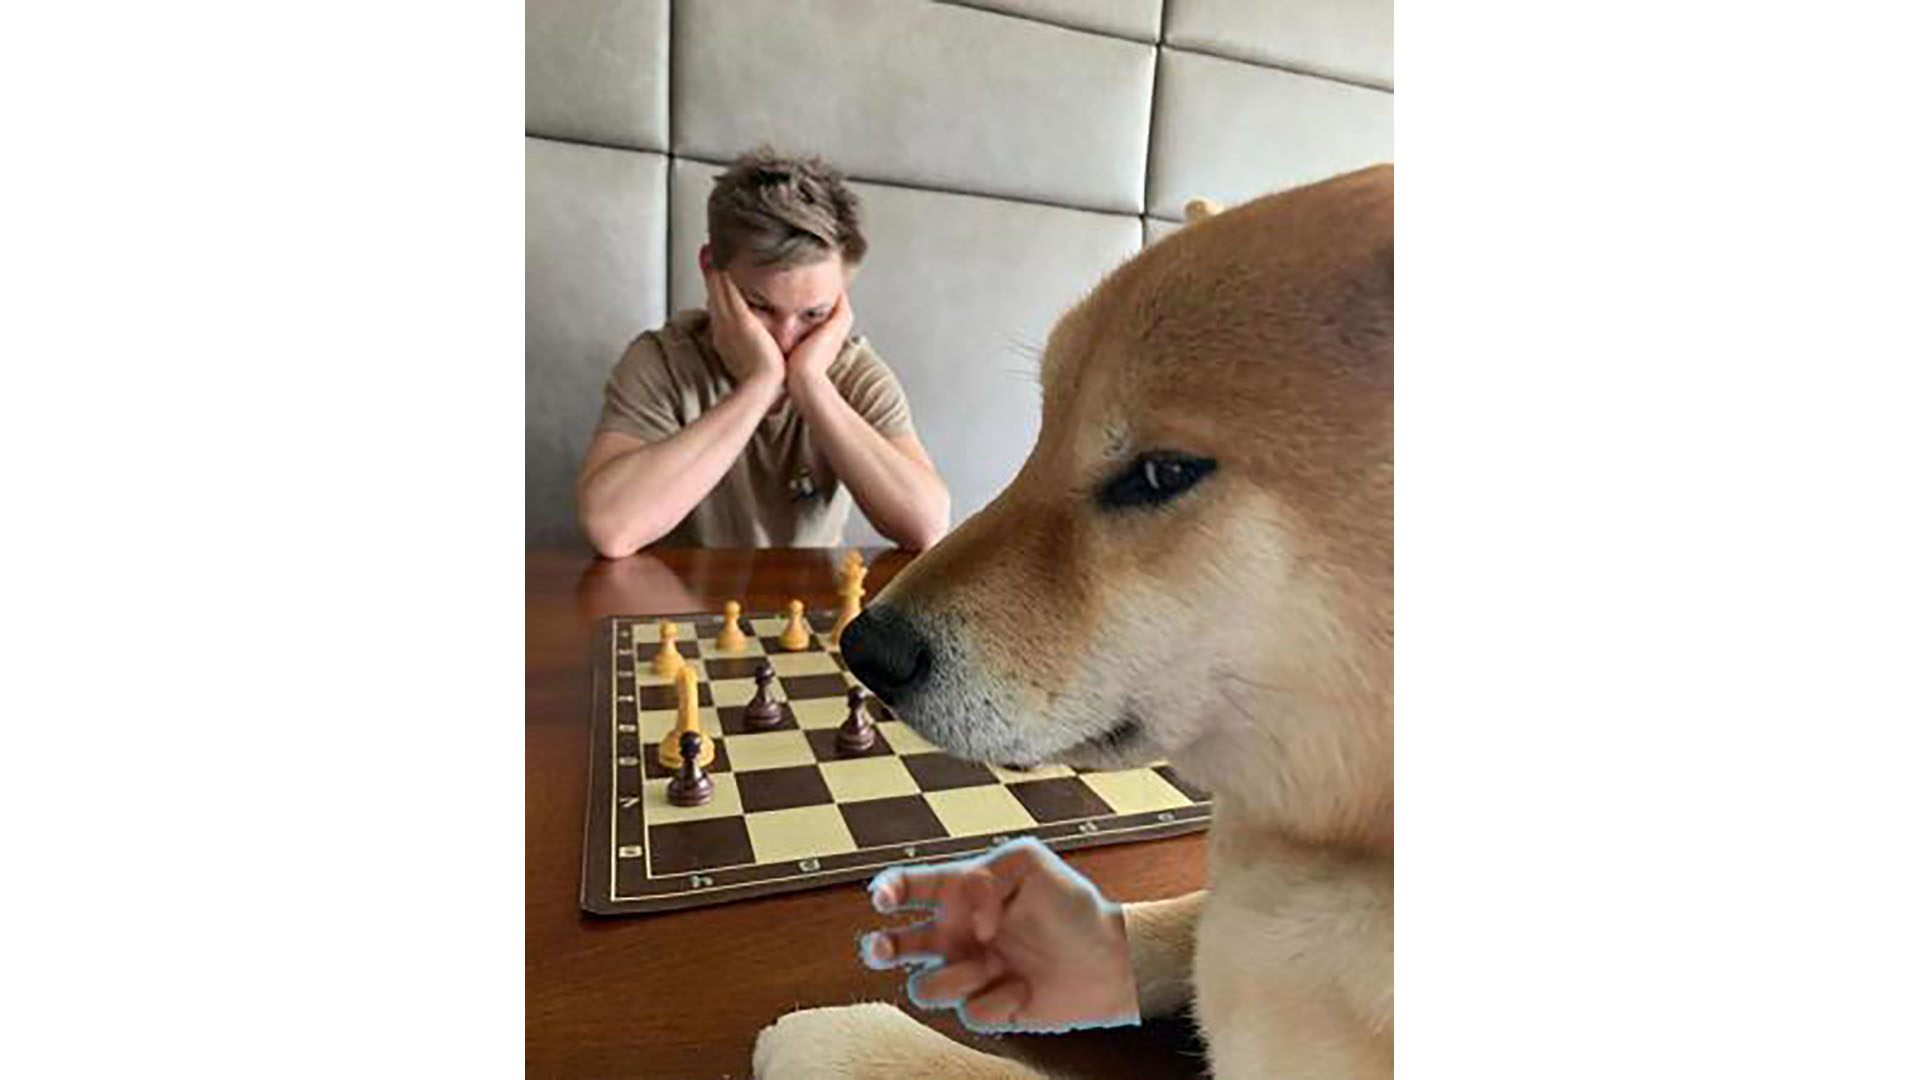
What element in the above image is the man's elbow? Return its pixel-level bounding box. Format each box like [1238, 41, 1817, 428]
[890, 499, 950, 552]
[580, 508, 655, 560]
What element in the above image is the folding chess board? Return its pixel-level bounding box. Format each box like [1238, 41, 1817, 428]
[582, 609, 1213, 915]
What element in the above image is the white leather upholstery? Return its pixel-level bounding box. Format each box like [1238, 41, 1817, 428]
[527, 139, 668, 547]
[1147, 47, 1393, 219]
[526, 0, 670, 150]
[1164, 0, 1393, 88]
[673, 0, 1155, 214]
[524, 0, 1392, 547]
[945, 0, 1163, 41]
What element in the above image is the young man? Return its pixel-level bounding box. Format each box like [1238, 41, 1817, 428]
[577, 151, 950, 557]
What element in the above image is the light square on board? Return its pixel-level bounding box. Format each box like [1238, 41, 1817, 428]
[724, 729, 819, 772]
[789, 696, 853, 730]
[1079, 769, 1195, 815]
[770, 651, 841, 678]
[924, 786, 1039, 838]
[708, 677, 760, 709]
[818, 756, 919, 803]
[641, 773, 742, 825]
[744, 804, 859, 864]
[876, 721, 942, 756]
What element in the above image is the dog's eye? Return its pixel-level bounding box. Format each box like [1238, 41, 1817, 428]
[1098, 452, 1217, 510]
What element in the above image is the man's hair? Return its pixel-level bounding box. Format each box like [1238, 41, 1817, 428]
[707, 148, 867, 270]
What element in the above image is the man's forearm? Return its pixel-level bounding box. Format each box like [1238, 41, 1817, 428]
[578, 376, 782, 556]
[789, 373, 949, 549]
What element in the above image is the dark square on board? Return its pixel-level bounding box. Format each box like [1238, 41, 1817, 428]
[780, 673, 852, 701]
[646, 817, 755, 875]
[639, 682, 714, 711]
[736, 765, 834, 813]
[839, 795, 950, 848]
[901, 753, 999, 792]
[1007, 777, 1115, 823]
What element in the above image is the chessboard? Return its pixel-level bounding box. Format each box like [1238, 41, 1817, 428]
[582, 608, 1213, 915]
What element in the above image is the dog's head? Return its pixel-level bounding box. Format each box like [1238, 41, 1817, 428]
[842, 166, 1393, 849]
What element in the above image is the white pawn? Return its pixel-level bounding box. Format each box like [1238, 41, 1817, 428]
[651, 620, 685, 678]
[715, 600, 749, 653]
[779, 599, 810, 652]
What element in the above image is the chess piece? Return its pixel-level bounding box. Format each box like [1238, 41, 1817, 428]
[839, 549, 865, 580]
[743, 659, 784, 731]
[832, 562, 866, 646]
[657, 663, 714, 770]
[715, 600, 749, 653]
[651, 619, 684, 678]
[836, 685, 876, 755]
[666, 731, 715, 807]
[779, 599, 810, 651]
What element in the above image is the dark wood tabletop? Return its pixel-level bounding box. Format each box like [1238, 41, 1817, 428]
[528, 547, 1211, 1079]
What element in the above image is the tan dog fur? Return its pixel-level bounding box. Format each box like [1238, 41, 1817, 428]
[754, 165, 1394, 1079]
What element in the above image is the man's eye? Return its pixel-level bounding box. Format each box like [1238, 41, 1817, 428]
[1097, 452, 1218, 510]
[803, 309, 827, 321]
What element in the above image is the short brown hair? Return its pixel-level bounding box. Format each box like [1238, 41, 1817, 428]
[707, 148, 867, 270]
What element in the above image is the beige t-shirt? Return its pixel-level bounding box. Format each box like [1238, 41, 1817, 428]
[596, 308, 916, 547]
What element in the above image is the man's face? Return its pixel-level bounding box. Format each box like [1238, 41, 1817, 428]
[724, 254, 847, 356]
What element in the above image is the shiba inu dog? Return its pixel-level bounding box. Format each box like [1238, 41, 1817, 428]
[755, 164, 1394, 1079]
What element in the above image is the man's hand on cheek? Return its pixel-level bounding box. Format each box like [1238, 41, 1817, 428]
[704, 265, 785, 387]
[785, 293, 854, 391]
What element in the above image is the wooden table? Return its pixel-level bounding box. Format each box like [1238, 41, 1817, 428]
[528, 548, 1211, 1078]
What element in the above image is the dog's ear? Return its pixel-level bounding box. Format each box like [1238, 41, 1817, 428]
[1184, 197, 1223, 223]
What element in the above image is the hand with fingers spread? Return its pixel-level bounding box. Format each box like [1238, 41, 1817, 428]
[702, 262, 786, 389]
[860, 837, 1141, 1034]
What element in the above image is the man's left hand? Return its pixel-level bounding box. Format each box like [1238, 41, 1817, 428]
[785, 293, 854, 392]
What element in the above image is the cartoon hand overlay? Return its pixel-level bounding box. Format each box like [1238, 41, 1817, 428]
[861, 837, 1141, 1034]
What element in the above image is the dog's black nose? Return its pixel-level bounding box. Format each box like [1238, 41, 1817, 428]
[840, 605, 933, 702]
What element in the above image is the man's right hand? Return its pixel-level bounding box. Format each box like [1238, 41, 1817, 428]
[703, 264, 786, 389]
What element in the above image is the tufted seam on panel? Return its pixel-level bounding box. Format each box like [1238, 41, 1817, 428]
[1159, 40, 1393, 93]
[928, 0, 1160, 43]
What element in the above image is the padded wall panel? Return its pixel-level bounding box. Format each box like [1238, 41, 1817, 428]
[527, 139, 668, 547]
[1146, 47, 1392, 219]
[670, 159, 1142, 545]
[1144, 217, 1184, 245]
[1164, 0, 1394, 88]
[673, 0, 1155, 214]
[526, 0, 670, 150]
[944, 0, 1163, 41]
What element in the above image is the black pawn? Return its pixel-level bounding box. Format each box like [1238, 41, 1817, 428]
[836, 685, 876, 755]
[667, 730, 714, 807]
[744, 660, 783, 731]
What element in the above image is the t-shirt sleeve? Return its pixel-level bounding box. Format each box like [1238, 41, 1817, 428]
[596, 334, 683, 442]
[834, 338, 916, 438]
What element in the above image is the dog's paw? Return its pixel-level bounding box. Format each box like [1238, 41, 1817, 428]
[752, 1002, 1044, 1080]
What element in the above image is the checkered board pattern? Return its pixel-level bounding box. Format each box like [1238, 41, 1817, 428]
[582, 610, 1213, 915]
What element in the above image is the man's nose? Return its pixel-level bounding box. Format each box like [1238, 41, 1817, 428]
[770, 320, 803, 353]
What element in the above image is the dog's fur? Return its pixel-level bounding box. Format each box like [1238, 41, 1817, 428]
[754, 165, 1394, 1079]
